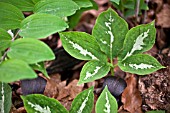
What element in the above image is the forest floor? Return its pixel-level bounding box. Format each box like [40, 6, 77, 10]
[10, 0, 170, 113]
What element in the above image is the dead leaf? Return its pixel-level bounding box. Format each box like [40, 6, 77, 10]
[122, 74, 143, 113]
[156, 4, 170, 28]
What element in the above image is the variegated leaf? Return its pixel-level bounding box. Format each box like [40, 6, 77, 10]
[59, 32, 107, 62]
[78, 60, 110, 84]
[21, 94, 68, 113]
[118, 54, 165, 75]
[119, 21, 156, 61]
[92, 8, 128, 59]
[34, 0, 79, 17]
[96, 86, 118, 113]
[0, 82, 12, 113]
[69, 87, 94, 113]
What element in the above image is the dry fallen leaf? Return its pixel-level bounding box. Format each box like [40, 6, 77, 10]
[122, 74, 143, 113]
[156, 4, 170, 28]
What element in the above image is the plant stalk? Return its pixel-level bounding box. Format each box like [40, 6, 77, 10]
[0, 30, 20, 63]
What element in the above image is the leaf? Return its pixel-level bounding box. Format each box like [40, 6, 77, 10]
[32, 0, 40, 4]
[78, 60, 110, 84]
[59, 32, 107, 62]
[110, 0, 120, 5]
[0, 28, 12, 51]
[0, 0, 35, 11]
[69, 87, 94, 113]
[30, 62, 49, 78]
[0, 59, 37, 83]
[146, 110, 165, 113]
[34, 0, 79, 17]
[0, 2, 25, 30]
[68, 0, 98, 29]
[92, 8, 128, 59]
[7, 38, 55, 64]
[96, 86, 118, 113]
[118, 54, 165, 75]
[73, 0, 92, 8]
[19, 13, 68, 39]
[119, 21, 156, 61]
[0, 82, 12, 113]
[21, 94, 68, 113]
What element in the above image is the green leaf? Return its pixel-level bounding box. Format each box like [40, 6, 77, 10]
[92, 8, 128, 59]
[34, 0, 79, 17]
[118, 54, 165, 75]
[123, 1, 135, 9]
[7, 38, 55, 64]
[96, 86, 118, 113]
[30, 62, 49, 78]
[70, 87, 94, 113]
[0, 2, 25, 30]
[68, 0, 98, 29]
[0, 0, 34, 11]
[0, 28, 12, 51]
[32, 0, 40, 4]
[21, 94, 68, 113]
[19, 13, 68, 39]
[0, 59, 37, 83]
[110, 0, 120, 5]
[78, 61, 110, 84]
[60, 32, 107, 62]
[119, 21, 156, 61]
[73, 0, 92, 8]
[146, 110, 165, 113]
[0, 82, 12, 113]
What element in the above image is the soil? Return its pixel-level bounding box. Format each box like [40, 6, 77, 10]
[10, 0, 170, 113]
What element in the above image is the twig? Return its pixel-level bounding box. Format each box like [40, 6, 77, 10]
[142, 0, 149, 24]
[135, 0, 140, 22]
[0, 30, 20, 63]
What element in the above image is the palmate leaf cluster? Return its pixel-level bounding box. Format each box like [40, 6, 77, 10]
[0, 0, 96, 113]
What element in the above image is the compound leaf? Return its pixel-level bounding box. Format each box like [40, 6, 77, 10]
[0, 59, 37, 83]
[96, 86, 118, 113]
[118, 54, 165, 75]
[92, 8, 128, 59]
[60, 32, 107, 62]
[119, 21, 156, 61]
[0, 82, 12, 113]
[34, 0, 79, 17]
[19, 13, 68, 39]
[70, 87, 94, 113]
[0, 2, 25, 30]
[78, 60, 110, 84]
[21, 94, 68, 113]
[7, 38, 55, 64]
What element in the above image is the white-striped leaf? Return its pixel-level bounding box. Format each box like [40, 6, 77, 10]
[0, 2, 25, 30]
[78, 60, 110, 84]
[19, 13, 68, 39]
[0, 59, 37, 83]
[34, 0, 79, 17]
[0, 0, 34, 11]
[92, 8, 128, 59]
[0, 82, 12, 113]
[96, 86, 118, 113]
[0, 28, 12, 51]
[7, 38, 55, 64]
[59, 32, 107, 62]
[69, 87, 94, 113]
[119, 21, 156, 61]
[118, 54, 165, 75]
[21, 94, 68, 113]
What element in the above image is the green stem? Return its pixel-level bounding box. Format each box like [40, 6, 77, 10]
[110, 58, 114, 76]
[0, 30, 20, 63]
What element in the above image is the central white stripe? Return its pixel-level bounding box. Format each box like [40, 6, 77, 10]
[1, 83, 4, 113]
[129, 63, 154, 70]
[84, 66, 101, 80]
[77, 90, 91, 113]
[104, 92, 110, 113]
[28, 101, 51, 113]
[123, 29, 150, 60]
